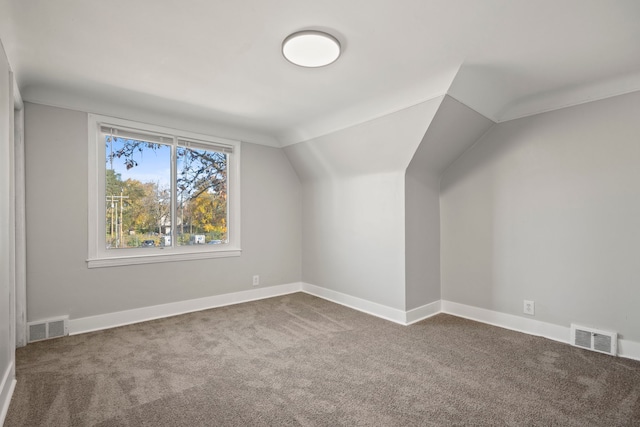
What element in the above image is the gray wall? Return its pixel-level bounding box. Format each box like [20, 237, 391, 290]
[405, 96, 494, 310]
[24, 102, 301, 321]
[441, 91, 640, 341]
[0, 38, 14, 410]
[285, 98, 442, 310]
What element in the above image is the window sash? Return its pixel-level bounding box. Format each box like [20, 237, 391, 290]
[88, 114, 241, 268]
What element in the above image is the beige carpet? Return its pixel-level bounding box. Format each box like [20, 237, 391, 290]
[5, 293, 640, 426]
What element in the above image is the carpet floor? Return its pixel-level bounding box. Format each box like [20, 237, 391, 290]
[5, 293, 640, 426]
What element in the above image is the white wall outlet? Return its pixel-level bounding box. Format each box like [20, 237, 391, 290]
[252, 275, 260, 286]
[523, 300, 535, 315]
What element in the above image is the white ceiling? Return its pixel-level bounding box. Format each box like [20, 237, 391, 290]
[1, 0, 639, 146]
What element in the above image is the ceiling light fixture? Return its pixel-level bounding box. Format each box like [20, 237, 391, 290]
[282, 30, 341, 68]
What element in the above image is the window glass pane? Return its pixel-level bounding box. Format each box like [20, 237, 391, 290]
[176, 145, 228, 246]
[105, 135, 171, 249]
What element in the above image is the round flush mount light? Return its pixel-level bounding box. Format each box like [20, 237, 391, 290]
[282, 30, 341, 68]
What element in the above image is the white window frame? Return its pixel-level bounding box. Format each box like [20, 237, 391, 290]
[87, 114, 241, 268]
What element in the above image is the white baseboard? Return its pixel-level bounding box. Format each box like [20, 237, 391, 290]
[69, 279, 443, 334]
[69, 282, 302, 335]
[406, 300, 442, 325]
[441, 300, 640, 362]
[300, 282, 441, 325]
[441, 300, 570, 343]
[442, 300, 569, 343]
[0, 362, 16, 427]
[618, 338, 640, 362]
[301, 282, 408, 325]
[60, 282, 640, 362]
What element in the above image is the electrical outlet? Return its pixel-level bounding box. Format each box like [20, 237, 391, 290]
[252, 275, 260, 286]
[523, 300, 535, 316]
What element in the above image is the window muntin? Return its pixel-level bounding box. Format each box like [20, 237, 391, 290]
[88, 114, 241, 267]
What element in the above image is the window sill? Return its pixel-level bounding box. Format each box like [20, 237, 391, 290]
[87, 248, 241, 268]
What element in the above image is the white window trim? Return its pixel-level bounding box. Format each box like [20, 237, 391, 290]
[87, 114, 241, 268]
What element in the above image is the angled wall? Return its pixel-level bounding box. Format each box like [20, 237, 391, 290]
[441, 90, 640, 342]
[286, 93, 494, 315]
[405, 96, 493, 310]
[285, 97, 443, 311]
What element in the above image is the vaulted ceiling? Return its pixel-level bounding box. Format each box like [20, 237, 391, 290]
[1, 0, 639, 146]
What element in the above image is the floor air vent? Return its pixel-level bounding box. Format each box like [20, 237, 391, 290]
[28, 316, 69, 343]
[570, 324, 617, 356]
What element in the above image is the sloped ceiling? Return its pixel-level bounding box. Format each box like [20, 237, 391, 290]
[408, 96, 495, 180]
[284, 96, 443, 181]
[1, 0, 639, 146]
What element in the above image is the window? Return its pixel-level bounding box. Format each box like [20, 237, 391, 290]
[88, 114, 241, 268]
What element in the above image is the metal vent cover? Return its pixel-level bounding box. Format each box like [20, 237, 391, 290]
[570, 324, 617, 356]
[593, 334, 612, 353]
[48, 320, 66, 338]
[27, 316, 69, 343]
[28, 323, 47, 342]
[574, 329, 591, 348]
